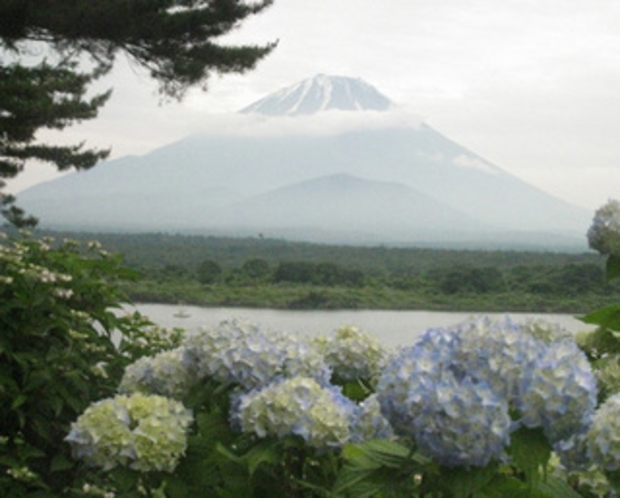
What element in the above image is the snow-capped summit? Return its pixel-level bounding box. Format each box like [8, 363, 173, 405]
[239, 74, 394, 116]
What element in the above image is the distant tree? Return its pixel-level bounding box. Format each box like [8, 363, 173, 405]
[0, 0, 276, 226]
[197, 258, 222, 284]
[242, 258, 271, 279]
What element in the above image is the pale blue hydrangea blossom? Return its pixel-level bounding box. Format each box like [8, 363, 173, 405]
[517, 340, 597, 443]
[376, 319, 597, 468]
[453, 317, 543, 400]
[118, 346, 197, 400]
[376, 329, 459, 435]
[587, 393, 620, 471]
[413, 371, 511, 468]
[587, 199, 620, 256]
[183, 319, 331, 390]
[314, 325, 390, 382]
[65, 393, 193, 472]
[233, 377, 355, 450]
[350, 394, 394, 443]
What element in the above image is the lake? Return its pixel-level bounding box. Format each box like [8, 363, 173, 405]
[129, 303, 593, 348]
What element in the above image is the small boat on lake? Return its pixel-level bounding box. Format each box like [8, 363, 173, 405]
[173, 308, 191, 319]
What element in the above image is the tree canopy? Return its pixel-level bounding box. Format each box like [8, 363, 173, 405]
[0, 0, 276, 225]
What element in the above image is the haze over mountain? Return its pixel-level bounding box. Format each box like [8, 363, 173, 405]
[18, 75, 592, 249]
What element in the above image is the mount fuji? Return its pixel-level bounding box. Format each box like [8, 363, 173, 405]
[17, 74, 592, 249]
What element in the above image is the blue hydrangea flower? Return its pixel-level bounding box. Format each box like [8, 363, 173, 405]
[376, 328, 461, 436]
[183, 319, 331, 390]
[314, 325, 390, 383]
[413, 372, 511, 468]
[454, 317, 543, 400]
[517, 340, 597, 443]
[233, 377, 355, 450]
[587, 199, 620, 256]
[350, 394, 394, 443]
[65, 393, 193, 472]
[376, 320, 551, 467]
[118, 347, 197, 400]
[587, 393, 620, 471]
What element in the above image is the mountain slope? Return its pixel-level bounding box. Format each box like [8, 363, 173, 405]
[16, 75, 592, 248]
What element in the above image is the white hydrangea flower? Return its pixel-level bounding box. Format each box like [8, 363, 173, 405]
[65, 393, 193, 472]
[317, 325, 390, 383]
[234, 377, 354, 450]
[519, 318, 574, 344]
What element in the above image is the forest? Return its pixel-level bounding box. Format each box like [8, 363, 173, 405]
[33, 229, 620, 312]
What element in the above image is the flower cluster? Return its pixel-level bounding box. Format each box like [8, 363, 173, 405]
[350, 394, 394, 443]
[233, 377, 355, 450]
[518, 340, 597, 443]
[587, 393, 620, 471]
[519, 318, 574, 344]
[587, 199, 620, 256]
[313, 325, 389, 383]
[376, 317, 597, 467]
[118, 347, 197, 400]
[183, 319, 331, 389]
[65, 393, 193, 472]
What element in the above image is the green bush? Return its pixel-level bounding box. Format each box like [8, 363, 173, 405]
[0, 232, 181, 496]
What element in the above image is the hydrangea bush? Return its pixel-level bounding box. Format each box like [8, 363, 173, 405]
[64, 311, 613, 497]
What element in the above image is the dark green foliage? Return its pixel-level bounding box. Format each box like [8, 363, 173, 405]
[197, 258, 223, 284]
[241, 258, 271, 280]
[0, 232, 172, 495]
[436, 266, 504, 294]
[28, 230, 620, 312]
[0, 0, 275, 99]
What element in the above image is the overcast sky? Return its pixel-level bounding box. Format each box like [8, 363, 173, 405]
[8, 0, 620, 211]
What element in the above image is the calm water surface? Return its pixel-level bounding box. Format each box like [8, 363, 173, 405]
[130, 303, 593, 348]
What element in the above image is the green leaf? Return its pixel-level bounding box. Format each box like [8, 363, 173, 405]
[342, 439, 428, 469]
[438, 465, 498, 498]
[581, 303, 620, 332]
[161, 476, 189, 498]
[335, 440, 429, 497]
[244, 440, 283, 476]
[508, 427, 552, 485]
[534, 475, 584, 498]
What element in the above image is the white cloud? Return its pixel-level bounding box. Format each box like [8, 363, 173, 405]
[452, 154, 498, 175]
